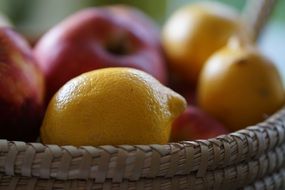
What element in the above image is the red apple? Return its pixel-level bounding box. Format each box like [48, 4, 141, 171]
[105, 5, 161, 46]
[0, 27, 44, 141]
[170, 106, 228, 142]
[34, 6, 167, 103]
[168, 76, 197, 105]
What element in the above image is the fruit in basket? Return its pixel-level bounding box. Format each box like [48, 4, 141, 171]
[0, 28, 44, 141]
[168, 79, 197, 105]
[34, 6, 167, 103]
[197, 39, 285, 131]
[40, 68, 186, 146]
[170, 106, 228, 141]
[106, 5, 160, 38]
[162, 1, 242, 84]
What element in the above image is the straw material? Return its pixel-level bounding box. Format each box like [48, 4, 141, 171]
[0, 0, 282, 189]
[0, 107, 285, 189]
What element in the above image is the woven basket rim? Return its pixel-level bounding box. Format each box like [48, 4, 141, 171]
[0, 106, 284, 186]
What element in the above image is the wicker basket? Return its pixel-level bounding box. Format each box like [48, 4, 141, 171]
[0, 107, 285, 189]
[1, 0, 283, 189]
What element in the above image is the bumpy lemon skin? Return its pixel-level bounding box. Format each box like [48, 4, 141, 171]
[41, 68, 186, 146]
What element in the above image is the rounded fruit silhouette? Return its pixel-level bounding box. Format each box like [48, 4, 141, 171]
[0, 28, 44, 141]
[34, 6, 167, 103]
[197, 41, 285, 131]
[41, 68, 186, 146]
[162, 1, 242, 84]
[170, 106, 228, 142]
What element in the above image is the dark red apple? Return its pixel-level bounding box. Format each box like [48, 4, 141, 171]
[0, 27, 44, 141]
[170, 106, 228, 142]
[168, 76, 197, 105]
[34, 5, 167, 103]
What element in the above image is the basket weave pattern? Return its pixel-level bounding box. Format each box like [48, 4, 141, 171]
[0, 0, 282, 189]
[0, 108, 285, 189]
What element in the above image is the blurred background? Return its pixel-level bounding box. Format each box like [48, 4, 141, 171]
[0, 0, 284, 80]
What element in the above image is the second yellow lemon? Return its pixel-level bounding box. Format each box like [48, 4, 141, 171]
[41, 68, 186, 146]
[197, 42, 284, 131]
[162, 1, 242, 84]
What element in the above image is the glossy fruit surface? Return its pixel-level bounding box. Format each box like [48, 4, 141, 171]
[171, 106, 228, 141]
[162, 1, 241, 84]
[0, 28, 44, 141]
[41, 68, 186, 146]
[34, 6, 167, 103]
[197, 43, 285, 131]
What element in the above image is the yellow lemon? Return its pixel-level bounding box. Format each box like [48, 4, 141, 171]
[162, 1, 243, 84]
[197, 42, 284, 131]
[41, 67, 186, 146]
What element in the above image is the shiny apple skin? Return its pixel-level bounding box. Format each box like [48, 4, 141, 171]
[0, 27, 44, 141]
[34, 6, 167, 103]
[170, 106, 228, 142]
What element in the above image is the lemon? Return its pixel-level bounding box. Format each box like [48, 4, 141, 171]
[40, 68, 186, 146]
[162, 1, 242, 84]
[197, 43, 285, 131]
